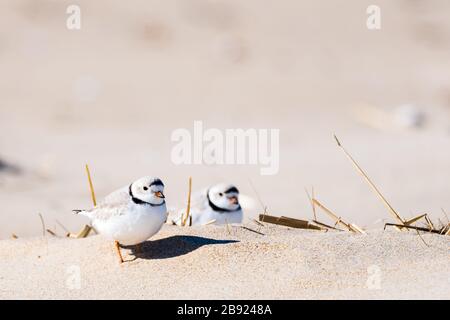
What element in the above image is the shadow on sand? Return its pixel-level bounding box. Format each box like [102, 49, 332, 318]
[122, 235, 238, 260]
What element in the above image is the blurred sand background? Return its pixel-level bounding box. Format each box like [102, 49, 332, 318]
[1, 0, 450, 238]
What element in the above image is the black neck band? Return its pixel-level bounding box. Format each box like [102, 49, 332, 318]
[129, 184, 165, 207]
[207, 190, 241, 213]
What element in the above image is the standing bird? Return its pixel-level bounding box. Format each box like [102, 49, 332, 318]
[74, 176, 167, 263]
[172, 183, 243, 226]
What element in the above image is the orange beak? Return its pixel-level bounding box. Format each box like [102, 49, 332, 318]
[229, 196, 238, 204]
[155, 191, 165, 199]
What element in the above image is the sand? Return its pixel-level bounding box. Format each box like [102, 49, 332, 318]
[0, 224, 448, 299]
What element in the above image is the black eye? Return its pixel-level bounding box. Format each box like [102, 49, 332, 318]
[143, 186, 148, 191]
[219, 193, 223, 196]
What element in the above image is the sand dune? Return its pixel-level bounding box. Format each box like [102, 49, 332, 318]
[0, 224, 448, 299]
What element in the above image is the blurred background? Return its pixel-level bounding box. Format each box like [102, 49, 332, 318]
[1, 0, 450, 238]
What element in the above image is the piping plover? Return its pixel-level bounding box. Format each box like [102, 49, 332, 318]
[173, 183, 243, 226]
[74, 176, 167, 262]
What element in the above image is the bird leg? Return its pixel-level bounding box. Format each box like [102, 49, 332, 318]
[114, 241, 124, 263]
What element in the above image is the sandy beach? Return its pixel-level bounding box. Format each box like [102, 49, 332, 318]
[0, 224, 448, 299]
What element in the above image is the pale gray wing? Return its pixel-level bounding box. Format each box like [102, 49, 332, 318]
[100, 185, 129, 206]
[81, 185, 130, 220]
[189, 188, 209, 212]
[84, 203, 128, 220]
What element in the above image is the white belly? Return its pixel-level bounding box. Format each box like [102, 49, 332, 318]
[191, 208, 243, 226]
[93, 204, 166, 245]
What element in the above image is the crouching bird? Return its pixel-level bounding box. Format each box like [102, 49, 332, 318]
[171, 183, 243, 226]
[74, 176, 167, 263]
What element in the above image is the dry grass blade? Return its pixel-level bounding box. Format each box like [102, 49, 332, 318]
[311, 220, 343, 231]
[203, 219, 217, 226]
[248, 179, 269, 233]
[424, 215, 435, 231]
[248, 178, 267, 232]
[438, 210, 450, 235]
[311, 187, 316, 221]
[437, 221, 447, 234]
[259, 214, 324, 231]
[72, 164, 97, 238]
[261, 206, 268, 223]
[46, 229, 57, 237]
[403, 213, 428, 226]
[252, 218, 264, 227]
[252, 217, 265, 234]
[248, 178, 266, 211]
[85, 164, 97, 206]
[76, 225, 92, 238]
[415, 229, 430, 247]
[38, 213, 46, 237]
[312, 199, 352, 232]
[240, 226, 265, 236]
[312, 198, 365, 234]
[55, 219, 71, 237]
[225, 218, 231, 235]
[441, 208, 449, 225]
[349, 223, 366, 234]
[334, 135, 405, 225]
[305, 187, 317, 221]
[444, 226, 450, 235]
[181, 177, 192, 227]
[384, 223, 442, 234]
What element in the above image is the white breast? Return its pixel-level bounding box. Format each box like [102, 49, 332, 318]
[92, 203, 167, 245]
[191, 207, 243, 225]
